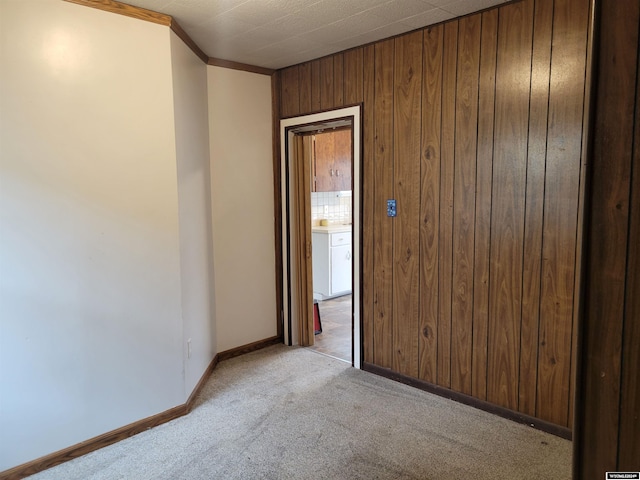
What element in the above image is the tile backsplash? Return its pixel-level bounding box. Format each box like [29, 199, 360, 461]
[311, 191, 352, 225]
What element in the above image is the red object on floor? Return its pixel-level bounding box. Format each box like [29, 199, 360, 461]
[313, 300, 322, 334]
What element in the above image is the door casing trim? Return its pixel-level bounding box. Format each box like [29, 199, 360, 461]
[280, 105, 362, 368]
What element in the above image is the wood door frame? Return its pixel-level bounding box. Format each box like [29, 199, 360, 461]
[280, 105, 362, 368]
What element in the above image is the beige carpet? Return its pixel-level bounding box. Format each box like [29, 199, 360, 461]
[28, 345, 571, 479]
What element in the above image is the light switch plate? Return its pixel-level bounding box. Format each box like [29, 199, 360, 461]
[387, 199, 397, 217]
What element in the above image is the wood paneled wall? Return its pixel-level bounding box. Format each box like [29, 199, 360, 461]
[277, 0, 591, 429]
[574, 0, 640, 476]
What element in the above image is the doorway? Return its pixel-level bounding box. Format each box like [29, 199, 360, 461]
[307, 127, 353, 363]
[280, 106, 362, 368]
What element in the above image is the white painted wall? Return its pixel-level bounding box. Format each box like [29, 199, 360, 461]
[0, 1, 275, 471]
[170, 32, 217, 393]
[0, 1, 184, 470]
[207, 66, 277, 352]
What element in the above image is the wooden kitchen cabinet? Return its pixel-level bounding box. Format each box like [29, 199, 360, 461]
[312, 128, 352, 192]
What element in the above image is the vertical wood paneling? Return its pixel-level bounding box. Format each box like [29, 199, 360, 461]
[472, 9, 497, 401]
[576, 0, 639, 475]
[299, 62, 312, 114]
[280, 66, 300, 117]
[487, 0, 533, 411]
[518, 0, 553, 418]
[569, 84, 591, 432]
[393, 31, 423, 377]
[373, 39, 395, 368]
[437, 20, 458, 389]
[344, 48, 364, 105]
[311, 60, 321, 112]
[419, 25, 443, 383]
[277, 0, 592, 431]
[334, 53, 344, 107]
[536, 0, 589, 427]
[619, 71, 640, 465]
[320, 56, 335, 110]
[362, 45, 375, 363]
[451, 15, 480, 396]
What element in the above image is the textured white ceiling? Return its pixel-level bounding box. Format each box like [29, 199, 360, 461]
[123, 0, 509, 70]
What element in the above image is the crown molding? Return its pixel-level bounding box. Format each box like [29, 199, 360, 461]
[169, 18, 208, 64]
[64, 0, 171, 26]
[63, 0, 274, 76]
[208, 57, 275, 76]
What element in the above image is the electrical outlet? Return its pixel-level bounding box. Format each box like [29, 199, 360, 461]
[187, 338, 192, 359]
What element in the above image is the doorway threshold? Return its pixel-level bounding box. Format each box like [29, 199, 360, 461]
[307, 348, 351, 364]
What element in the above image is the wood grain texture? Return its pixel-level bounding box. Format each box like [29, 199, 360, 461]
[392, 31, 423, 377]
[333, 129, 352, 191]
[0, 404, 187, 480]
[69, 0, 280, 73]
[333, 128, 353, 191]
[207, 57, 274, 76]
[472, 9, 497, 401]
[320, 56, 335, 110]
[575, 0, 637, 475]
[334, 53, 344, 107]
[487, 0, 533, 411]
[64, 0, 171, 25]
[312, 130, 352, 192]
[618, 44, 640, 467]
[451, 15, 480, 396]
[280, 66, 300, 118]
[536, 0, 589, 427]
[0, 337, 281, 479]
[569, 63, 592, 427]
[363, 361, 572, 439]
[294, 135, 314, 346]
[186, 355, 220, 410]
[373, 39, 395, 369]
[170, 20, 208, 63]
[311, 60, 322, 113]
[299, 62, 313, 114]
[362, 45, 376, 364]
[314, 132, 334, 192]
[344, 48, 364, 105]
[69, 0, 281, 74]
[437, 20, 458, 389]
[217, 336, 282, 362]
[418, 25, 443, 384]
[275, 0, 591, 431]
[518, 0, 552, 418]
[568, 9, 595, 422]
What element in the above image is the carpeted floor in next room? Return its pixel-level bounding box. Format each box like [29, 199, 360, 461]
[28, 345, 571, 480]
